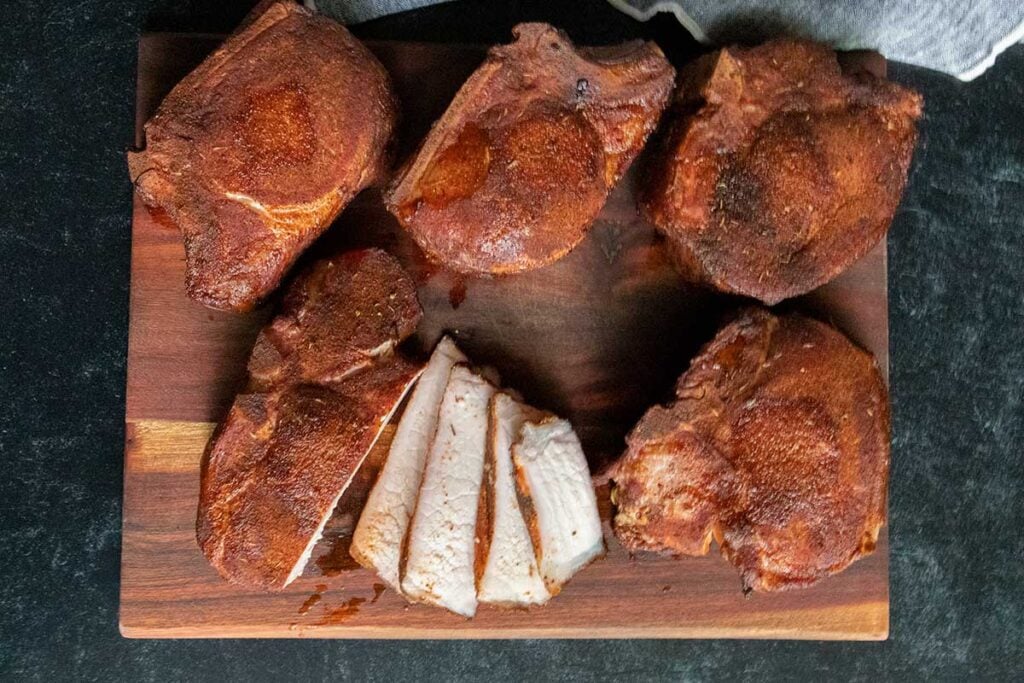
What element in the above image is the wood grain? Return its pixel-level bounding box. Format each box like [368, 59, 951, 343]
[121, 34, 889, 639]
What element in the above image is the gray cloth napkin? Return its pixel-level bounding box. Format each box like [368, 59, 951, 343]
[310, 0, 1024, 80]
[309, 0, 454, 24]
[609, 0, 1024, 80]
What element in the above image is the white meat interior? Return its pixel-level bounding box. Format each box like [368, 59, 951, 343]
[401, 365, 494, 617]
[478, 393, 551, 606]
[513, 418, 604, 592]
[350, 337, 466, 592]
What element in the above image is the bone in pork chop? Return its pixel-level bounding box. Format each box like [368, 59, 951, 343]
[641, 40, 922, 304]
[386, 22, 675, 275]
[128, 2, 398, 311]
[611, 309, 890, 592]
[196, 249, 423, 590]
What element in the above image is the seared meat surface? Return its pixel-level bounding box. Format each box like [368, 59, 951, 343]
[128, 2, 397, 311]
[387, 22, 675, 275]
[612, 309, 890, 592]
[197, 249, 422, 590]
[641, 40, 921, 304]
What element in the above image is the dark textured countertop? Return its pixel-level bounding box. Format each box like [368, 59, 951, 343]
[1, 0, 1021, 679]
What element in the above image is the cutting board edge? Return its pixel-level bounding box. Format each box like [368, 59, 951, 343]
[118, 608, 890, 640]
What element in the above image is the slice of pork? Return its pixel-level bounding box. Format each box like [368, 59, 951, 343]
[477, 393, 551, 607]
[350, 336, 467, 592]
[513, 418, 604, 593]
[401, 365, 495, 617]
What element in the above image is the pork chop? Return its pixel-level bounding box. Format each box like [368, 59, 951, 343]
[610, 309, 890, 592]
[640, 40, 922, 304]
[196, 249, 423, 590]
[386, 22, 674, 275]
[477, 393, 551, 607]
[128, 2, 398, 311]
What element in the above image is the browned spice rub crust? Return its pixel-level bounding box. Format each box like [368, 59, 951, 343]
[197, 249, 423, 589]
[641, 40, 922, 304]
[128, 2, 398, 311]
[387, 22, 675, 275]
[611, 308, 890, 592]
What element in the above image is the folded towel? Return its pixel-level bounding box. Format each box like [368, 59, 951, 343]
[609, 0, 1024, 80]
[311, 0, 1024, 80]
[309, 0, 454, 24]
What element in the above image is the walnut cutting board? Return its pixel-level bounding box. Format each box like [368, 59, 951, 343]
[121, 34, 890, 639]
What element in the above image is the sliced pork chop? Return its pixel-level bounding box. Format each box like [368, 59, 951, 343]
[401, 365, 495, 617]
[198, 357, 420, 590]
[197, 248, 423, 590]
[477, 393, 551, 607]
[513, 418, 604, 593]
[350, 336, 467, 592]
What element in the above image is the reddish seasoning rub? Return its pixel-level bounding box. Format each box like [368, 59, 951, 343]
[317, 597, 367, 625]
[448, 277, 468, 310]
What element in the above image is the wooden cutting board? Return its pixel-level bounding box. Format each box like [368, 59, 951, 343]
[121, 34, 889, 639]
